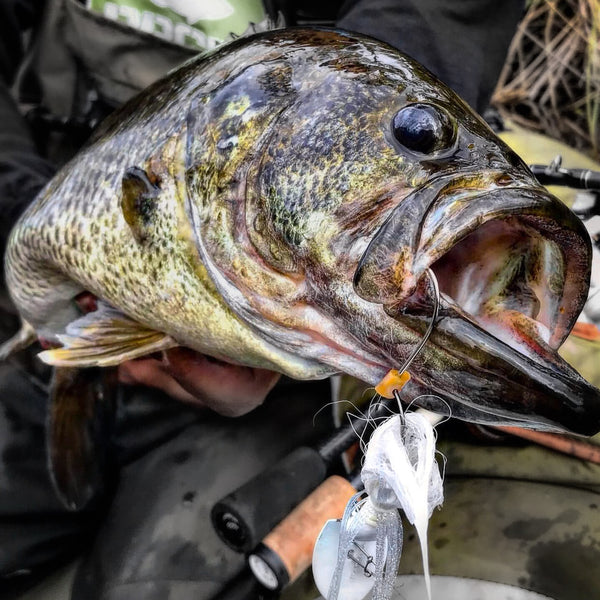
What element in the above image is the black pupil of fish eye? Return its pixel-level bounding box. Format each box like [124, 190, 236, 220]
[392, 105, 448, 154]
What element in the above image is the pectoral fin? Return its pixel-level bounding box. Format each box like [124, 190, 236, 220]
[39, 302, 177, 367]
[121, 166, 161, 243]
[121, 131, 187, 245]
[48, 366, 117, 511]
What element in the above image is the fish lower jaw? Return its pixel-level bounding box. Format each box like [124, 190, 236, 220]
[441, 292, 558, 365]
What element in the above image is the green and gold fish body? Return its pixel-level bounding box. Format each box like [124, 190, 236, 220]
[5, 28, 600, 436]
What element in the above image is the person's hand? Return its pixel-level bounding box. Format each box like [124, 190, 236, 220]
[75, 293, 280, 416]
[118, 347, 281, 416]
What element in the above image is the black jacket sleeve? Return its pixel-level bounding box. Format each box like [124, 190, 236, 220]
[337, 0, 524, 115]
[0, 0, 55, 300]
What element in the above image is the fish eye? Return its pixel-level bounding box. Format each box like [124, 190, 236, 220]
[391, 104, 456, 155]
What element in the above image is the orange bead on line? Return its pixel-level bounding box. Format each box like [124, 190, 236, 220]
[375, 369, 411, 399]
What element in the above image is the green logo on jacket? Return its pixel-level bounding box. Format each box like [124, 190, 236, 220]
[87, 0, 265, 50]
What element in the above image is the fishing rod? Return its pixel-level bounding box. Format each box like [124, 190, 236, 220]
[210, 396, 390, 555]
[530, 156, 600, 191]
[210, 405, 382, 592]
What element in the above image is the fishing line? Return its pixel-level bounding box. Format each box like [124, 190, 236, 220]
[399, 268, 441, 373]
[312, 399, 368, 428]
[393, 267, 441, 416]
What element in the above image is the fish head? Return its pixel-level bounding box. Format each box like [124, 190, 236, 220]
[186, 29, 600, 434]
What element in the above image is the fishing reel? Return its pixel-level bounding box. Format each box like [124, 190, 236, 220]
[530, 155, 600, 191]
[530, 155, 600, 220]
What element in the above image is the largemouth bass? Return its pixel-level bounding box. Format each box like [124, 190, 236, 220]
[5, 28, 600, 445]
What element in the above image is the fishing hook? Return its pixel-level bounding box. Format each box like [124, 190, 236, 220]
[393, 267, 441, 419]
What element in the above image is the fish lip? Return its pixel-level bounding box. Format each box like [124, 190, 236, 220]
[355, 173, 600, 434]
[387, 296, 600, 435]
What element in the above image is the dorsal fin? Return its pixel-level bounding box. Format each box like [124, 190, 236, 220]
[221, 12, 285, 45]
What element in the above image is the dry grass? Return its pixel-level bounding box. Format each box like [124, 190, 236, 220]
[492, 0, 600, 159]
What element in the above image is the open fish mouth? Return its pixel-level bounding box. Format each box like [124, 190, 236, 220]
[431, 213, 575, 359]
[354, 174, 600, 434]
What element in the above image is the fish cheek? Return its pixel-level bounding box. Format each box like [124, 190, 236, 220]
[247, 199, 299, 274]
